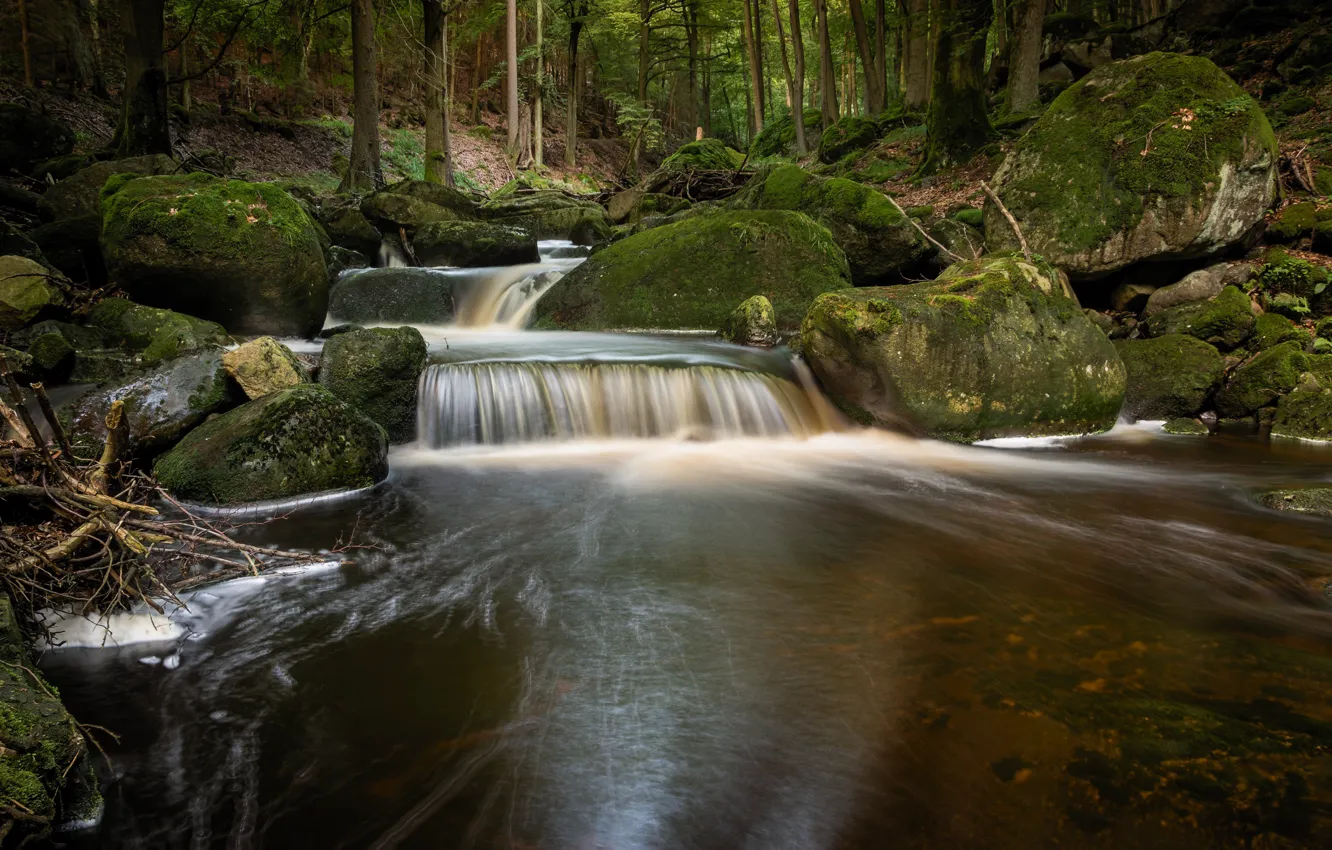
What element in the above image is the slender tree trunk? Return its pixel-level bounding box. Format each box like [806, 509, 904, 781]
[506, 0, 520, 155]
[788, 0, 807, 153]
[753, 0, 769, 124]
[815, 0, 838, 124]
[637, 0, 650, 102]
[875, 0, 889, 102]
[770, 0, 797, 126]
[18, 0, 33, 87]
[903, 0, 931, 109]
[340, 0, 382, 192]
[534, 0, 544, 166]
[741, 0, 763, 135]
[114, 0, 172, 157]
[471, 33, 482, 123]
[922, 0, 993, 173]
[1006, 0, 1043, 113]
[565, 5, 584, 167]
[87, 0, 107, 95]
[848, 0, 883, 115]
[424, 0, 454, 185]
[685, 0, 700, 133]
[702, 30, 713, 136]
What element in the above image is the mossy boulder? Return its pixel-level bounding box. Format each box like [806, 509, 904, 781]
[222, 336, 307, 400]
[606, 190, 692, 225]
[928, 218, 986, 262]
[25, 332, 75, 383]
[0, 597, 100, 844]
[100, 174, 328, 336]
[1266, 201, 1332, 243]
[728, 165, 931, 285]
[0, 104, 74, 173]
[153, 384, 389, 505]
[88, 297, 229, 365]
[659, 138, 744, 171]
[1214, 341, 1310, 417]
[30, 216, 104, 284]
[751, 107, 824, 158]
[1271, 388, 1332, 442]
[818, 115, 881, 164]
[1142, 285, 1255, 350]
[381, 179, 478, 216]
[1142, 268, 1226, 317]
[1113, 334, 1225, 420]
[318, 326, 427, 443]
[479, 191, 610, 240]
[1163, 416, 1209, 435]
[1256, 249, 1330, 308]
[718, 295, 778, 347]
[65, 349, 238, 458]
[320, 202, 382, 255]
[1257, 487, 1332, 516]
[1251, 311, 1311, 350]
[986, 53, 1278, 277]
[534, 210, 851, 331]
[0, 255, 64, 331]
[801, 255, 1125, 441]
[413, 221, 539, 267]
[360, 191, 461, 233]
[36, 154, 175, 222]
[327, 268, 457, 324]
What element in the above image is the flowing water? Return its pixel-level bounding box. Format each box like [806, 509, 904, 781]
[39, 245, 1332, 849]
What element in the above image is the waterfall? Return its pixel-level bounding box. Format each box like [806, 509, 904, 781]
[417, 362, 836, 447]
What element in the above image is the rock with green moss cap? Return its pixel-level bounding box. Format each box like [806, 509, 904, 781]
[986, 53, 1277, 277]
[0, 255, 64, 331]
[801, 255, 1125, 441]
[1142, 268, 1226, 317]
[534, 210, 851, 331]
[88, 297, 229, 365]
[479, 191, 610, 240]
[1114, 334, 1225, 420]
[320, 202, 382, 255]
[25, 332, 75, 383]
[100, 173, 328, 336]
[222, 336, 307, 399]
[818, 115, 881, 164]
[0, 104, 74, 173]
[327, 268, 457, 324]
[606, 190, 692, 225]
[1214, 341, 1309, 417]
[1251, 311, 1312, 351]
[64, 349, 238, 457]
[719, 295, 778, 347]
[1164, 417, 1210, 435]
[413, 220, 539, 267]
[381, 179, 478, 216]
[0, 596, 101, 845]
[36, 154, 175, 222]
[659, 138, 745, 172]
[153, 384, 388, 505]
[1257, 487, 1332, 516]
[1266, 201, 1332, 243]
[751, 108, 824, 158]
[361, 191, 461, 233]
[318, 326, 427, 443]
[1143, 285, 1255, 350]
[729, 165, 931, 285]
[1271, 388, 1332, 441]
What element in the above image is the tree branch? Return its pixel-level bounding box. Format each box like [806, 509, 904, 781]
[167, 0, 271, 85]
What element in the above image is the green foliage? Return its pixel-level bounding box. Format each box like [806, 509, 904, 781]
[382, 128, 425, 182]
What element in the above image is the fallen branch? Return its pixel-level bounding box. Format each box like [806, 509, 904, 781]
[29, 383, 73, 460]
[884, 194, 966, 264]
[981, 181, 1032, 262]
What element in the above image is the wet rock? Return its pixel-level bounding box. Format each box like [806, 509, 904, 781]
[1257, 488, 1332, 517]
[100, 173, 328, 336]
[1143, 285, 1255, 351]
[222, 336, 308, 400]
[480, 192, 610, 241]
[87, 298, 230, 366]
[1214, 341, 1310, 417]
[1271, 388, 1332, 442]
[326, 245, 369, 282]
[0, 255, 64, 331]
[569, 214, 613, 247]
[801, 255, 1125, 441]
[719, 295, 778, 347]
[0, 104, 74, 173]
[413, 221, 539, 267]
[318, 326, 427, 442]
[154, 384, 388, 505]
[535, 210, 851, 332]
[986, 54, 1277, 277]
[36, 154, 175, 222]
[1163, 417, 1209, 435]
[1114, 334, 1226, 420]
[327, 268, 457, 325]
[361, 191, 461, 233]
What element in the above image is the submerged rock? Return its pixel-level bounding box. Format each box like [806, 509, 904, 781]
[223, 336, 307, 399]
[1114, 334, 1226, 420]
[719, 295, 778, 347]
[327, 268, 457, 325]
[88, 297, 229, 365]
[801, 255, 1125, 441]
[729, 165, 931, 285]
[154, 384, 388, 505]
[412, 221, 539, 267]
[318, 326, 427, 443]
[0, 255, 64, 331]
[1143, 285, 1255, 351]
[986, 53, 1277, 277]
[534, 210, 851, 331]
[100, 173, 328, 336]
[1257, 488, 1332, 517]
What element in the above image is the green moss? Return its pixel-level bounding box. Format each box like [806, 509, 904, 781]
[1258, 487, 1332, 515]
[1278, 95, 1316, 116]
[1267, 202, 1332, 242]
[718, 294, 778, 346]
[1215, 341, 1309, 416]
[661, 138, 744, 171]
[1163, 417, 1209, 435]
[1143, 286, 1255, 350]
[0, 255, 62, 332]
[1271, 388, 1332, 441]
[953, 208, 984, 227]
[318, 327, 428, 443]
[88, 297, 229, 364]
[1114, 335, 1226, 419]
[749, 107, 823, 158]
[1257, 249, 1330, 299]
[1251, 311, 1312, 350]
[818, 115, 881, 164]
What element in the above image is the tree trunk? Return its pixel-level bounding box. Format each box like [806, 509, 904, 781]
[754, 0, 769, 124]
[1006, 0, 1043, 113]
[637, 0, 650, 102]
[18, 0, 33, 87]
[87, 0, 107, 96]
[903, 0, 931, 109]
[922, 0, 993, 173]
[565, 4, 584, 167]
[471, 33, 482, 123]
[848, 0, 884, 115]
[770, 0, 797, 127]
[876, 0, 889, 102]
[534, 0, 544, 167]
[506, 0, 520, 155]
[741, 0, 764, 135]
[685, 0, 700, 133]
[114, 0, 172, 157]
[815, 0, 838, 124]
[788, 0, 807, 153]
[340, 0, 382, 192]
[424, 0, 455, 185]
[702, 30, 713, 136]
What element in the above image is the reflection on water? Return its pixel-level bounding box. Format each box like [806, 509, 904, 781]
[43, 426, 1332, 849]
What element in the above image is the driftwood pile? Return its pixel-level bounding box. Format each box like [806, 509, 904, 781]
[639, 166, 756, 203]
[0, 352, 337, 635]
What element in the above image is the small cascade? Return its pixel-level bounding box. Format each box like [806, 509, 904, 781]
[377, 236, 410, 268]
[417, 362, 835, 447]
[452, 266, 566, 328]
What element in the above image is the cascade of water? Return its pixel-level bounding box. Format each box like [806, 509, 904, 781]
[417, 362, 833, 447]
[377, 236, 410, 268]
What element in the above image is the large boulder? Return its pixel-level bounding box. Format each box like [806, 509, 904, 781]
[412, 221, 539, 267]
[36, 154, 175, 222]
[100, 173, 328, 336]
[0, 255, 64, 331]
[534, 210, 852, 331]
[87, 297, 229, 365]
[1142, 285, 1255, 350]
[29, 216, 105, 283]
[318, 326, 427, 442]
[361, 191, 461, 233]
[1113, 334, 1226, 420]
[751, 107, 824, 158]
[818, 115, 881, 164]
[153, 384, 389, 505]
[327, 268, 457, 325]
[0, 105, 74, 173]
[1271, 389, 1332, 442]
[64, 349, 237, 458]
[222, 336, 308, 399]
[479, 191, 610, 240]
[658, 138, 744, 172]
[801, 255, 1125, 441]
[986, 53, 1277, 277]
[380, 179, 478, 217]
[606, 189, 691, 226]
[320, 202, 382, 255]
[729, 165, 931, 285]
[1213, 342, 1311, 417]
[1142, 268, 1226, 317]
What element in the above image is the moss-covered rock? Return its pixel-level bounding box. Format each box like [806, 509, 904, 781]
[327, 268, 457, 324]
[1143, 285, 1255, 350]
[153, 384, 389, 505]
[100, 174, 328, 336]
[928, 218, 986, 263]
[1270, 388, 1332, 441]
[606, 190, 692, 225]
[25, 332, 75, 383]
[0, 104, 74, 173]
[818, 115, 881, 164]
[534, 210, 851, 331]
[381, 179, 478, 216]
[751, 107, 824, 158]
[801, 255, 1125, 441]
[1266, 201, 1332, 243]
[29, 216, 104, 284]
[222, 336, 307, 399]
[0, 255, 64, 331]
[660, 138, 744, 171]
[36, 154, 175, 222]
[1251, 311, 1312, 350]
[953, 208, 984, 228]
[88, 297, 229, 365]
[986, 53, 1277, 277]
[728, 165, 931, 285]
[1214, 341, 1309, 417]
[1163, 416, 1210, 435]
[1141, 269, 1224, 318]
[321, 202, 382, 255]
[360, 191, 461, 233]
[1257, 487, 1332, 516]
[318, 326, 427, 443]
[412, 220, 539, 267]
[1256, 248, 1330, 304]
[718, 295, 778, 347]
[479, 191, 610, 240]
[1114, 334, 1226, 420]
